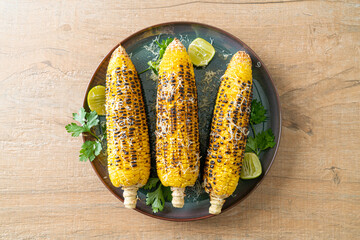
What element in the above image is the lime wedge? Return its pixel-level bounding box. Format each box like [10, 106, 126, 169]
[87, 85, 106, 115]
[240, 153, 262, 179]
[188, 38, 215, 67]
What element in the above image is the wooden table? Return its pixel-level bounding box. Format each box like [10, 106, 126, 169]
[1, 1, 359, 239]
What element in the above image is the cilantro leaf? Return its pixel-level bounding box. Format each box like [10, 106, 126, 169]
[143, 178, 160, 190]
[250, 99, 267, 125]
[79, 140, 102, 162]
[65, 123, 86, 137]
[146, 184, 165, 213]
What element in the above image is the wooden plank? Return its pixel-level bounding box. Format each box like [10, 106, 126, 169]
[0, 0, 359, 239]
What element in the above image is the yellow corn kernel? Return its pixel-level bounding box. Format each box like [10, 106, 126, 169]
[203, 51, 252, 214]
[156, 38, 200, 208]
[106, 45, 151, 209]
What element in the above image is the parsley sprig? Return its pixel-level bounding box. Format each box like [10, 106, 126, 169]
[246, 99, 276, 156]
[143, 178, 172, 213]
[139, 38, 173, 75]
[65, 108, 106, 161]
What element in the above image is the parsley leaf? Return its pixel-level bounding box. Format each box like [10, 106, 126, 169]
[143, 178, 160, 190]
[157, 38, 173, 59]
[257, 129, 276, 151]
[143, 177, 172, 213]
[162, 185, 173, 202]
[66, 107, 105, 162]
[139, 37, 173, 75]
[86, 110, 100, 130]
[250, 99, 267, 125]
[146, 183, 165, 213]
[65, 123, 86, 137]
[146, 60, 159, 75]
[66, 107, 101, 141]
[245, 136, 257, 153]
[246, 129, 276, 156]
[246, 100, 276, 156]
[79, 140, 102, 162]
[73, 108, 87, 125]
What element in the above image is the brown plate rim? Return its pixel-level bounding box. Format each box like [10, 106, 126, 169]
[83, 21, 282, 222]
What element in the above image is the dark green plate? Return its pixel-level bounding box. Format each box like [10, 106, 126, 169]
[84, 22, 281, 221]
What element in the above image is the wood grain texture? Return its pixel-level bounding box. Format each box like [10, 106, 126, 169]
[0, 0, 359, 239]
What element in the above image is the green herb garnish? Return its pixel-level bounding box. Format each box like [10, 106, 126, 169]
[139, 38, 173, 75]
[65, 108, 105, 161]
[143, 177, 172, 213]
[246, 129, 276, 156]
[250, 99, 267, 126]
[246, 99, 276, 156]
[143, 177, 160, 190]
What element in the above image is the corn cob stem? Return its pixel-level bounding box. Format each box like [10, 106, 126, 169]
[171, 187, 185, 208]
[209, 194, 225, 215]
[123, 186, 138, 209]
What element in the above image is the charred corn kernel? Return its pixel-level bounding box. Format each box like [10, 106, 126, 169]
[203, 51, 253, 214]
[156, 38, 200, 208]
[106, 45, 151, 209]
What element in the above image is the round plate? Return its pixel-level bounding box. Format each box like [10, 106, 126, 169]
[84, 22, 281, 221]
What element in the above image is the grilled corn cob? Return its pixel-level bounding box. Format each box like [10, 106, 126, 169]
[156, 38, 200, 208]
[106, 45, 151, 209]
[203, 51, 252, 214]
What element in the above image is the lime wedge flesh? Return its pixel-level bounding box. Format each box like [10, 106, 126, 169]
[188, 38, 215, 67]
[240, 152, 262, 179]
[87, 85, 106, 115]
